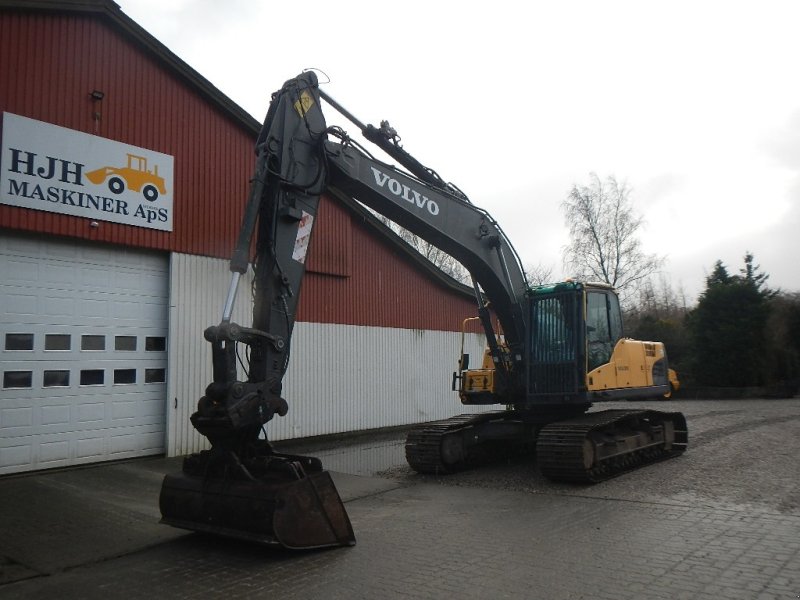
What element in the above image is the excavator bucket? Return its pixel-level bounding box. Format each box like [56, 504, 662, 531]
[159, 468, 355, 550]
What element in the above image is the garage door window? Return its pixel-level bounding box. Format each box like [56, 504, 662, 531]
[145, 368, 165, 383]
[81, 335, 105, 351]
[5, 333, 33, 351]
[115, 336, 137, 351]
[114, 369, 137, 385]
[43, 370, 70, 387]
[45, 334, 71, 350]
[80, 369, 104, 386]
[4, 371, 32, 389]
[145, 336, 166, 352]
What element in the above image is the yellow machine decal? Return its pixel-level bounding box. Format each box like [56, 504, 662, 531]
[85, 153, 168, 200]
[294, 90, 315, 117]
[464, 369, 494, 393]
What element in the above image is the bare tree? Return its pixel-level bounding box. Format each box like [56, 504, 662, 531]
[562, 173, 662, 301]
[524, 262, 555, 287]
[395, 226, 470, 283]
[372, 211, 470, 283]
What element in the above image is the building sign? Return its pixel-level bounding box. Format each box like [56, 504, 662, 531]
[1, 112, 174, 231]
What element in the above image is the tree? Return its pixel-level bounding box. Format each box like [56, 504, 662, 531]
[394, 226, 470, 283]
[626, 275, 691, 372]
[686, 253, 773, 387]
[524, 262, 555, 287]
[764, 292, 800, 395]
[372, 212, 470, 283]
[562, 173, 662, 302]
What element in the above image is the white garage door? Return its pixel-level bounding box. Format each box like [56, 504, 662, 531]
[0, 233, 169, 474]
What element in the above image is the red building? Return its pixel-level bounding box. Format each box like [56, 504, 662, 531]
[0, 0, 487, 474]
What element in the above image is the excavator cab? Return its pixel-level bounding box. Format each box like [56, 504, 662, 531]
[456, 281, 671, 406]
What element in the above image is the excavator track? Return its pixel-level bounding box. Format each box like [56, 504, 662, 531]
[405, 411, 513, 474]
[536, 409, 688, 483]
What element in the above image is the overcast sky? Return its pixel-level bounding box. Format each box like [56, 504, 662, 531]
[119, 0, 800, 302]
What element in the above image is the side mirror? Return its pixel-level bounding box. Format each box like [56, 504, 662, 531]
[460, 353, 470, 370]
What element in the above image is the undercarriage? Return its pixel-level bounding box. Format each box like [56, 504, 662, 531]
[405, 409, 688, 482]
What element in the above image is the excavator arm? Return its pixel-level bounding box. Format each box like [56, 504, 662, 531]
[202, 71, 530, 442]
[160, 71, 533, 549]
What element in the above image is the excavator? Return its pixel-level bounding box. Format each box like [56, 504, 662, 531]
[159, 72, 688, 550]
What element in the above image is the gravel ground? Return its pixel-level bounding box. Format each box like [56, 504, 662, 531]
[375, 398, 800, 516]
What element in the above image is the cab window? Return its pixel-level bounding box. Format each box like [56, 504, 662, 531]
[586, 291, 623, 370]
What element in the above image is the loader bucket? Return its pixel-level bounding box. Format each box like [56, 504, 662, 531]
[85, 167, 112, 185]
[159, 470, 355, 550]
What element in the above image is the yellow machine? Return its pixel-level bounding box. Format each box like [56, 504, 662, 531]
[86, 153, 167, 201]
[457, 282, 673, 403]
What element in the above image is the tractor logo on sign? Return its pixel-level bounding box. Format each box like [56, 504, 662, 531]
[85, 153, 168, 202]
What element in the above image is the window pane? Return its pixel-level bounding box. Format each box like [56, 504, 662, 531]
[44, 370, 70, 387]
[5, 333, 34, 351]
[145, 337, 166, 352]
[586, 292, 611, 342]
[80, 369, 104, 386]
[145, 368, 165, 383]
[115, 336, 137, 351]
[81, 335, 105, 351]
[587, 291, 613, 370]
[608, 293, 623, 342]
[45, 334, 71, 350]
[114, 369, 137, 384]
[4, 371, 33, 388]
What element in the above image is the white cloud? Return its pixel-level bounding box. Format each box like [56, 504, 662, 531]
[118, 0, 800, 298]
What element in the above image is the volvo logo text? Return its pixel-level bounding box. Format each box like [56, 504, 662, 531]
[370, 167, 440, 216]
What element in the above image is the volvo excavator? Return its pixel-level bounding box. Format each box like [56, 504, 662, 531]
[159, 72, 688, 550]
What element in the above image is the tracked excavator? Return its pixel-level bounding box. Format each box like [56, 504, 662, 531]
[159, 72, 688, 550]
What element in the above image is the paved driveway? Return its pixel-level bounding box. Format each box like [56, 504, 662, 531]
[2, 399, 799, 599]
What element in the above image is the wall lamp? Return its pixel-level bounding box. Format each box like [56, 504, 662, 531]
[90, 90, 105, 130]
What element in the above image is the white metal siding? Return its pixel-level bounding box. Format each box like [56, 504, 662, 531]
[0, 233, 169, 474]
[166, 252, 256, 455]
[274, 324, 488, 441]
[167, 253, 488, 455]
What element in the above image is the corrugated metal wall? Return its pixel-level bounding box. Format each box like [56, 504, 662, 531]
[0, 9, 255, 258]
[276, 323, 488, 440]
[167, 253, 488, 455]
[166, 253, 250, 455]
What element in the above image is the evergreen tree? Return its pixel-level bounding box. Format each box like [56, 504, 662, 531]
[764, 292, 800, 395]
[687, 254, 772, 387]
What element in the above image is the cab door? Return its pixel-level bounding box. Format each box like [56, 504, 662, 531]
[585, 289, 623, 371]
